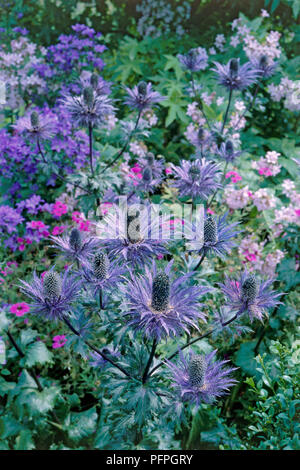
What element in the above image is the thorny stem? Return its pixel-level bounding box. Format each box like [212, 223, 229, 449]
[100, 110, 142, 174]
[148, 313, 238, 378]
[62, 316, 132, 378]
[142, 338, 158, 384]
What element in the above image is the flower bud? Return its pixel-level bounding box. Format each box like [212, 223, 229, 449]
[146, 152, 155, 166]
[189, 164, 201, 180]
[127, 207, 141, 243]
[83, 86, 94, 108]
[259, 55, 268, 69]
[225, 140, 234, 156]
[90, 73, 99, 90]
[204, 215, 218, 244]
[93, 252, 110, 280]
[142, 166, 152, 183]
[229, 58, 239, 77]
[43, 271, 62, 300]
[188, 355, 207, 387]
[151, 272, 170, 312]
[137, 81, 147, 96]
[30, 111, 39, 128]
[242, 275, 258, 302]
[69, 228, 82, 252]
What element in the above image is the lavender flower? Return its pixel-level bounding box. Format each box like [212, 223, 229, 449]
[170, 158, 221, 201]
[251, 55, 278, 79]
[49, 228, 100, 266]
[81, 251, 125, 295]
[61, 86, 114, 128]
[124, 81, 165, 112]
[121, 260, 210, 341]
[20, 268, 81, 321]
[166, 349, 237, 405]
[217, 140, 242, 163]
[219, 270, 283, 321]
[191, 212, 240, 258]
[14, 111, 55, 140]
[99, 204, 168, 266]
[212, 58, 259, 91]
[178, 47, 208, 72]
[0, 205, 24, 234]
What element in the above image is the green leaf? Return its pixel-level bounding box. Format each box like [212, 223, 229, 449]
[14, 429, 35, 450]
[24, 341, 53, 367]
[67, 408, 98, 442]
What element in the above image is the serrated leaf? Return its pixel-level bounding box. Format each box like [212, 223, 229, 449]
[24, 341, 53, 367]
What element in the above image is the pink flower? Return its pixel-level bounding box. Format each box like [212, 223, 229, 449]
[18, 244, 25, 252]
[206, 208, 215, 215]
[29, 220, 46, 229]
[131, 164, 142, 174]
[52, 201, 68, 217]
[258, 167, 273, 177]
[10, 302, 30, 317]
[78, 220, 91, 232]
[72, 211, 82, 223]
[165, 167, 172, 175]
[52, 335, 67, 349]
[225, 171, 242, 183]
[157, 254, 164, 260]
[52, 226, 66, 236]
[295, 209, 300, 217]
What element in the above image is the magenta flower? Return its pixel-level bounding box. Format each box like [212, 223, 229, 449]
[52, 201, 68, 217]
[10, 302, 30, 317]
[52, 335, 67, 349]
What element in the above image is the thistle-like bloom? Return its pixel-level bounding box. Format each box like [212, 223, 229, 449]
[212, 58, 259, 91]
[121, 260, 210, 341]
[62, 86, 114, 128]
[166, 349, 237, 406]
[189, 127, 212, 151]
[178, 48, 208, 72]
[14, 111, 55, 141]
[170, 158, 221, 201]
[191, 212, 240, 258]
[19, 268, 82, 321]
[99, 204, 168, 266]
[217, 140, 242, 163]
[138, 152, 165, 180]
[124, 81, 165, 112]
[81, 251, 125, 295]
[50, 228, 100, 266]
[219, 271, 283, 321]
[251, 55, 277, 79]
[135, 166, 163, 194]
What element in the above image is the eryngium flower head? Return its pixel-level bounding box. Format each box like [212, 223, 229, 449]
[178, 47, 208, 72]
[138, 152, 165, 180]
[251, 55, 278, 79]
[212, 58, 259, 91]
[191, 212, 240, 259]
[217, 140, 242, 163]
[121, 260, 210, 341]
[124, 81, 165, 112]
[170, 158, 221, 201]
[99, 205, 168, 267]
[61, 87, 114, 128]
[19, 268, 81, 321]
[81, 251, 124, 294]
[135, 166, 163, 194]
[14, 111, 55, 141]
[166, 349, 237, 406]
[219, 270, 283, 321]
[49, 229, 100, 266]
